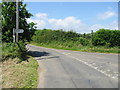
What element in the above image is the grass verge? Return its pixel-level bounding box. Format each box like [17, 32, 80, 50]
[31, 42, 120, 54]
[2, 56, 39, 88]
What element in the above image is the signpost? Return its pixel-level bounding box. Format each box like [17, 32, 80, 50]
[15, 29, 24, 33]
[13, 0, 24, 42]
[13, 29, 24, 42]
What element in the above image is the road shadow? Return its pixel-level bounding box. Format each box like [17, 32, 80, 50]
[28, 51, 50, 57]
[36, 56, 60, 60]
[28, 50, 59, 60]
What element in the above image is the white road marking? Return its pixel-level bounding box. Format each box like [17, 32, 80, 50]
[29, 45, 118, 80]
[52, 49, 118, 80]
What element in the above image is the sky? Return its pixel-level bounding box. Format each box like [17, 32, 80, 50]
[25, 2, 118, 33]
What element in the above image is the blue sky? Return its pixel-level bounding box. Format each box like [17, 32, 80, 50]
[25, 2, 118, 33]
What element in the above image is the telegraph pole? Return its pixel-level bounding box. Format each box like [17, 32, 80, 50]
[16, 0, 19, 42]
[13, 0, 23, 42]
[91, 30, 93, 46]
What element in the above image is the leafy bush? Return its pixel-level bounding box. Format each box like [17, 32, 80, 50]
[32, 29, 89, 46]
[2, 41, 27, 61]
[77, 37, 90, 46]
[32, 29, 119, 51]
[93, 29, 120, 47]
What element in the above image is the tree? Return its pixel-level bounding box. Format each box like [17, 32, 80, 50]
[2, 2, 36, 42]
[0, 3, 2, 43]
[92, 29, 120, 47]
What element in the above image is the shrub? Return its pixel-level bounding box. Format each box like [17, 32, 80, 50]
[2, 41, 27, 61]
[32, 29, 119, 48]
[93, 29, 120, 47]
[77, 37, 90, 46]
[32, 29, 81, 43]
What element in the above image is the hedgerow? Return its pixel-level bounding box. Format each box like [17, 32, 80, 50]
[2, 41, 27, 61]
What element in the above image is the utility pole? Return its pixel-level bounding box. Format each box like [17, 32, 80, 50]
[16, 0, 19, 42]
[91, 30, 93, 46]
[13, 0, 24, 42]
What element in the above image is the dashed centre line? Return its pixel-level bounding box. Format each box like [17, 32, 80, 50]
[29, 45, 118, 80]
[51, 49, 118, 80]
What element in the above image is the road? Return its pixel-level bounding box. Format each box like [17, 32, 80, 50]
[27, 44, 118, 88]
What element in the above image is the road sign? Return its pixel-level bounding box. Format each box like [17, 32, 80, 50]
[15, 29, 24, 33]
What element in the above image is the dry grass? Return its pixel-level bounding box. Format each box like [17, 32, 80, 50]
[2, 56, 38, 88]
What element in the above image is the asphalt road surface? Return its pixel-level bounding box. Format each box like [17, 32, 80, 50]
[27, 44, 118, 88]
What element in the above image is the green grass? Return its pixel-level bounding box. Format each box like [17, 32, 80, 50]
[2, 56, 39, 88]
[2, 42, 27, 61]
[31, 42, 120, 54]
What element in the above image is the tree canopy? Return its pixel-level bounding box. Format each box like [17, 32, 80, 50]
[2, 2, 36, 42]
[93, 29, 120, 47]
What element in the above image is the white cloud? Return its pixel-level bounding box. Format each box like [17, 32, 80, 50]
[35, 13, 47, 20]
[97, 11, 116, 20]
[27, 13, 48, 28]
[27, 18, 46, 29]
[27, 12, 118, 33]
[90, 21, 118, 32]
[90, 24, 104, 31]
[48, 16, 85, 32]
[104, 21, 118, 30]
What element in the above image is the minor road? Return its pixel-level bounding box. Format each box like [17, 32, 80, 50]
[27, 44, 118, 88]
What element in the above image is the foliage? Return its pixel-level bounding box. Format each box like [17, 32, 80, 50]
[32, 29, 89, 47]
[32, 29, 120, 48]
[31, 29, 119, 53]
[2, 2, 36, 42]
[92, 29, 120, 47]
[2, 41, 27, 61]
[77, 37, 90, 46]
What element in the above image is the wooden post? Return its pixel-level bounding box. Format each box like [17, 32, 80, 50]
[16, 0, 19, 42]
